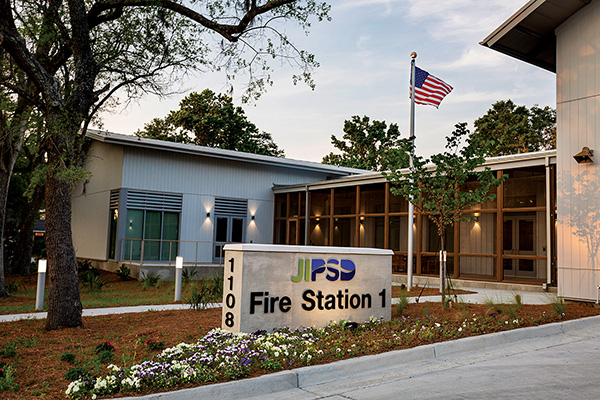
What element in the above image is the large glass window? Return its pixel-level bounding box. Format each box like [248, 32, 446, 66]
[123, 209, 179, 262]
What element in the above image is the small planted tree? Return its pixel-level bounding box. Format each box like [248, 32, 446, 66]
[384, 123, 505, 299]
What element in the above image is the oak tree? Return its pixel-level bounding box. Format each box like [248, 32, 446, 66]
[136, 89, 284, 156]
[470, 100, 556, 157]
[0, 0, 329, 328]
[322, 115, 408, 171]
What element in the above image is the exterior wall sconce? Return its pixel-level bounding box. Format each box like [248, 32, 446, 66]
[574, 147, 594, 164]
[206, 212, 210, 218]
[474, 212, 480, 222]
[251, 215, 255, 221]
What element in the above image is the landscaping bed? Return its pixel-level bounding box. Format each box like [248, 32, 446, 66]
[1, 299, 600, 399]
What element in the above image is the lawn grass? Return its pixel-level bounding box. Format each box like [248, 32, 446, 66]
[0, 271, 194, 315]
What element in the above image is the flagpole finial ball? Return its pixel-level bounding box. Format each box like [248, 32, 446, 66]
[410, 52, 417, 59]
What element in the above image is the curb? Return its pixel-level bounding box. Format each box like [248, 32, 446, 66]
[120, 314, 600, 399]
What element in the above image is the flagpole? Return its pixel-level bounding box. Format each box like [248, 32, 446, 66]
[407, 52, 417, 291]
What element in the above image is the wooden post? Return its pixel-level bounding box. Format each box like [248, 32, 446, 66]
[496, 170, 504, 281]
[355, 185, 360, 247]
[384, 182, 390, 249]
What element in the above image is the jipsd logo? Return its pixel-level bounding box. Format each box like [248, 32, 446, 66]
[291, 258, 356, 282]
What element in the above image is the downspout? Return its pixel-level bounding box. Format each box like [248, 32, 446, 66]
[305, 185, 310, 245]
[545, 156, 552, 285]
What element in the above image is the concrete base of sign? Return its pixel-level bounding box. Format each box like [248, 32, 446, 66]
[222, 244, 392, 333]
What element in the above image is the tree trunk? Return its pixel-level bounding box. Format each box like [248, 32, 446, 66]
[11, 184, 44, 276]
[45, 173, 82, 329]
[0, 167, 12, 297]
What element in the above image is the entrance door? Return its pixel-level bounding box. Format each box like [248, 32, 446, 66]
[503, 217, 535, 278]
[213, 216, 245, 262]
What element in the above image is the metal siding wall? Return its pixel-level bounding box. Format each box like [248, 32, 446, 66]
[556, 2, 600, 300]
[72, 142, 124, 260]
[121, 148, 338, 249]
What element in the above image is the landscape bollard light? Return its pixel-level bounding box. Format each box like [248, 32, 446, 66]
[36, 259, 47, 311]
[174, 256, 183, 302]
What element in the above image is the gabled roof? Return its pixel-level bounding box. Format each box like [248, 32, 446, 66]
[86, 130, 370, 177]
[480, 0, 591, 72]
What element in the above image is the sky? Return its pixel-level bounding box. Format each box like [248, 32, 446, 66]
[95, 0, 557, 163]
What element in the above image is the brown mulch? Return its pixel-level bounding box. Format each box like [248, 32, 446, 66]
[1, 302, 600, 399]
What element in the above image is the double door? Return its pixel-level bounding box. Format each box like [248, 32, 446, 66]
[503, 216, 535, 278]
[214, 216, 245, 262]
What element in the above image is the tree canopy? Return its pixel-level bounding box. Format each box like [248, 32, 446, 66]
[135, 89, 284, 157]
[322, 115, 408, 171]
[470, 100, 556, 157]
[0, 0, 329, 327]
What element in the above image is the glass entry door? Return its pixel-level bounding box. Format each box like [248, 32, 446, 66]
[503, 216, 535, 278]
[213, 216, 245, 262]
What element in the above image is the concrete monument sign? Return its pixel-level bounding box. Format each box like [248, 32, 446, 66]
[221, 244, 392, 333]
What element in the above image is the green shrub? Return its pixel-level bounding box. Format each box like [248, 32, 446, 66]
[394, 294, 410, 315]
[145, 340, 166, 351]
[64, 367, 88, 381]
[0, 342, 16, 358]
[95, 341, 114, 354]
[77, 259, 93, 274]
[550, 296, 565, 317]
[97, 350, 114, 363]
[182, 267, 198, 284]
[140, 272, 162, 289]
[484, 298, 503, 316]
[5, 281, 20, 294]
[185, 278, 222, 310]
[80, 268, 107, 292]
[115, 264, 131, 281]
[60, 352, 76, 363]
[0, 363, 19, 392]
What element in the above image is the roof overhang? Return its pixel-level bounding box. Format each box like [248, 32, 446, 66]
[480, 0, 591, 72]
[86, 130, 369, 177]
[273, 150, 557, 193]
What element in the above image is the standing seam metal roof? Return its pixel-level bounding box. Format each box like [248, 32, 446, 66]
[86, 129, 370, 176]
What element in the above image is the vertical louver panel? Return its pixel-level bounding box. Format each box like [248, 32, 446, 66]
[214, 198, 248, 217]
[126, 190, 183, 212]
[110, 189, 120, 209]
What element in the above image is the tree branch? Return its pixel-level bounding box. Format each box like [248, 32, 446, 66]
[88, 0, 294, 41]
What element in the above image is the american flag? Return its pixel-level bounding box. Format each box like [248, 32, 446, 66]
[410, 67, 453, 108]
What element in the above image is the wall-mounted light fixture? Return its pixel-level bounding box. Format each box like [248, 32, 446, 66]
[474, 212, 480, 222]
[251, 215, 255, 221]
[206, 212, 211, 218]
[574, 146, 594, 164]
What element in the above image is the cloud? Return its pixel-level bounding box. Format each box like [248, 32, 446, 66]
[405, 0, 525, 43]
[432, 45, 511, 71]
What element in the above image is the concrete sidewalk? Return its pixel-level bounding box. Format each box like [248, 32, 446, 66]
[395, 285, 557, 306]
[0, 303, 220, 323]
